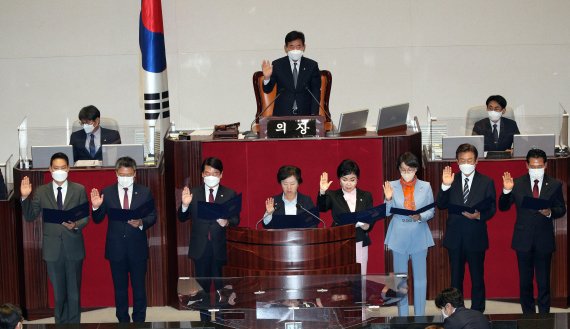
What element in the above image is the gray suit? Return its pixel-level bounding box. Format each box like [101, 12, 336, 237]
[22, 180, 88, 324]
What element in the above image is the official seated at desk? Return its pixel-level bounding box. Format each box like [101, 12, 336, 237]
[261, 30, 321, 116]
[471, 95, 520, 151]
[262, 165, 318, 228]
[69, 105, 121, 161]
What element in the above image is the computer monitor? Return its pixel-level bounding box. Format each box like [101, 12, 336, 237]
[513, 134, 555, 158]
[31, 145, 74, 168]
[377, 103, 409, 133]
[337, 109, 369, 134]
[102, 144, 145, 167]
[442, 136, 484, 160]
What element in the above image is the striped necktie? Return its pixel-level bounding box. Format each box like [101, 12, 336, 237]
[463, 177, 470, 204]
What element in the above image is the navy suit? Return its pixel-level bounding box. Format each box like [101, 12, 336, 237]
[177, 184, 240, 321]
[263, 56, 321, 116]
[443, 307, 491, 329]
[317, 189, 374, 246]
[472, 117, 520, 151]
[263, 192, 317, 228]
[92, 183, 156, 322]
[437, 171, 496, 312]
[69, 127, 121, 161]
[499, 174, 566, 313]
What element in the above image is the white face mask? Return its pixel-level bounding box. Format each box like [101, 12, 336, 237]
[529, 168, 545, 181]
[83, 124, 95, 134]
[204, 175, 220, 188]
[117, 176, 134, 188]
[51, 170, 68, 182]
[459, 163, 475, 176]
[287, 49, 303, 62]
[488, 110, 502, 122]
[401, 172, 415, 182]
[441, 308, 449, 319]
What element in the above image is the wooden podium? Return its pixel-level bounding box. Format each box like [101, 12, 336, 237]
[224, 225, 360, 277]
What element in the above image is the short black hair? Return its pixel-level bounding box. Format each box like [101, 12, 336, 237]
[277, 165, 302, 184]
[78, 105, 101, 121]
[0, 303, 23, 329]
[486, 95, 507, 109]
[285, 31, 305, 45]
[526, 148, 547, 164]
[115, 156, 137, 171]
[455, 143, 478, 160]
[434, 287, 465, 309]
[50, 152, 69, 167]
[397, 152, 419, 170]
[201, 157, 223, 173]
[337, 159, 360, 178]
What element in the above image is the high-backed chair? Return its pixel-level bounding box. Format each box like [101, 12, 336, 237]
[252, 70, 333, 132]
[465, 105, 515, 135]
[71, 117, 120, 133]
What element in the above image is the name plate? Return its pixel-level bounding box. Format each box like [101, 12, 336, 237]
[259, 116, 325, 139]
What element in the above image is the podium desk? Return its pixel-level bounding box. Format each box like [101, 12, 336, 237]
[420, 156, 569, 305]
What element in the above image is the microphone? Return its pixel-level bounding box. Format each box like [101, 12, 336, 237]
[246, 88, 285, 137]
[296, 203, 326, 228]
[256, 202, 279, 229]
[304, 85, 332, 123]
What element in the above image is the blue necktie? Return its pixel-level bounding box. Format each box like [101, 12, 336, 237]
[57, 187, 63, 210]
[89, 133, 96, 158]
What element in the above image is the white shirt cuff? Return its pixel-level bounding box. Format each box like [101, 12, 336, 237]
[502, 189, 512, 194]
[441, 183, 451, 191]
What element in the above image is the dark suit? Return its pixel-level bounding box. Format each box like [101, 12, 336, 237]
[177, 184, 240, 321]
[443, 307, 491, 329]
[92, 183, 156, 322]
[317, 189, 374, 246]
[263, 56, 321, 116]
[263, 192, 317, 228]
[499, 174, 566, 313]
[437, 171, 496, 312]
[69, 127, 121, 161]
[21, 181, 88, 324]
[472, 117, 520, 151]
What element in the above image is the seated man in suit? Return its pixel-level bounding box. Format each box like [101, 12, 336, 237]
[435, 287, 491, 329]
[261, 31, 321, 116]
[0, 303, 24, 329]
[69, 105, 121, 161]
[472, 95, 520, 151]
[91, 156, 157, 322]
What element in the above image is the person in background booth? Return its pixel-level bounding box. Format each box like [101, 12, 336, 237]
[262, 165, 317, 228]
[472, 95, 520, 152]
[0, 304, 24, 329]
[69, 105, 121, 161]
[261, 31, 321, 116]
[317, 159, 374, 274]
[178, 157, 240, 321]
[383, 152, 435, 316]
[499, 148, 566, 314]
[435, 288, 491, 329]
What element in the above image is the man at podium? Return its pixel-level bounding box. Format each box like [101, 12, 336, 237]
[69, 105, 121, 161]
[472, 95, 520, 151]
[261, 31, 321, 116]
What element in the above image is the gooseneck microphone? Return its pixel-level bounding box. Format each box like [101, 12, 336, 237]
[247, 88, 285, 135]
[304, 85, 332, 123]
[296, 203, 326, 228]
[256, 202, 280, 229]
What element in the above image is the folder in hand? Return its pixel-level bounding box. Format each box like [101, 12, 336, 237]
[447, 198, 494, 215]
[197, 193, 242, 220]
[389, 202, 435, 216]
[107, 199, 155, 222]
[337, 203, 387, 225]
[42, 203, 90, 224]
[521, 196, 551, 210]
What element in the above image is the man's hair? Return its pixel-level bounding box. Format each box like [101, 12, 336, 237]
[0, 303, 23, 329]
[115, 156, 137, 171]
[50, 152, 69, 167]
[434, 287, 465, 309]
[337, 159, 360, 178]
[485, 95, 507, 109]
[285, 31, 305, 45]
[526, 148, 547, 164]
[78, 105, 101, 121]
[201, 157, 223, 173]
[455, 143, 478, 160]
[277, 165, 303, 184]
[397, 152, 420, 170]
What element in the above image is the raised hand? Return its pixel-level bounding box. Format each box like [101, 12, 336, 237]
[502, 172, 514, 191]
[383, 181, 393, 201]
[265, 197, 275, 214]
[20, 176, 32, 198]
[442, 166, 455, 186]
[261, 60, 273, 80]
[319, 172, 333, 193]
[181, 186, 193, 207]
[90, 188, 104, 209]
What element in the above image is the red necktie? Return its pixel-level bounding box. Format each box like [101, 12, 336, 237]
[532, 180, 539, 198]
[208, 188, 214, 240]
[123, 187, 130, 209]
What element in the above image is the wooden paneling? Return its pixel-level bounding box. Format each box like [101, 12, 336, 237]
[0, 196, 24, 309]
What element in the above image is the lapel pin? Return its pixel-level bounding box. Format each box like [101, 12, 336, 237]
[221, 194, 224, 198]
[359, 199, 362, 202]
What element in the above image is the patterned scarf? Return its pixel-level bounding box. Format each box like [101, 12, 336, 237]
[400, 177, 417, 210]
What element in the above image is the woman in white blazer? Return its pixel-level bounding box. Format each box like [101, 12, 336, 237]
[384, 152, 435, 316]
